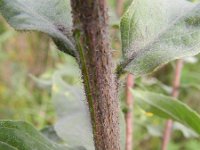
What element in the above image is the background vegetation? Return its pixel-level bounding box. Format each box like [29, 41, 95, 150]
[0, 0, 200, 149]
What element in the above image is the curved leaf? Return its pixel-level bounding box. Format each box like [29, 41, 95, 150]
[120, 0, 200, 76]
[29, 74, 52, 90]
[41, 126, 63, 143]
[51, 66, 126, 149]
[0, 141, 17, 150]
[0, 0, 75, 56]
[132, 90, 200, 134]
[0, 121, 69, 150]
[51, 67, 95, 150]
[173, 122, 198, 138]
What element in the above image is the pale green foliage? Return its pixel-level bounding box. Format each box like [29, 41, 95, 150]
[51, 64, 94, 150]
[28, 61, 95, 149]
[0, 141, 17, 150]
[1, 0, 200, 149]
[30, 60, 126, 149]
[173, 122, 198, 138]
[0, 0, 75, 56]
[120, 0, 200, 76]
[0, 121, 68, 150]
[132, 90, 200, 134]
[50, 64, 125, 149]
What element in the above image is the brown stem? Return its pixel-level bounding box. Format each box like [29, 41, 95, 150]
[125, 74, 134, 150]
[161, 59, 184, 150]
[116, 0, 124, 17]
[70, 1, 120, 150]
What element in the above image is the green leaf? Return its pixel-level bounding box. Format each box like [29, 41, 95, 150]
[0, 121, 69, 150]
[120, 0, 200, 76]
[132, 90, 200, 134]
[29, 74, 52, 90]
[173, 122, 198, 138]
[51, 65, 126, 150]
[41, 126, 63, 143]
[0, 141, 17, 150]
[181, 70, 200, 90]
[0, 0, 75, 56]
[51, 67, 95, 150]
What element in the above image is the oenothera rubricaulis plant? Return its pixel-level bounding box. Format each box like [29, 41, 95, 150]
[1, 0, 200, 150]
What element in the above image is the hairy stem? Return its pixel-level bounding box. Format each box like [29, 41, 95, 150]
[125, 74, 134, 150]
[70, 1, 120, 149]
[161, 59, 184, 150]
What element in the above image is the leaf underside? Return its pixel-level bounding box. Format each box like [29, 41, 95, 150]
[0, 0, 75, 56]
[132, 90, 200, 135]
[51, 67, 95, 150]
[120, 0, 200, 76]
[50, 64, 125, 150]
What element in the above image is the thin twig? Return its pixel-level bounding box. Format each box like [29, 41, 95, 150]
[161, 59, 184, 150]
[115, 0, 135, 149]
[125, 74, 134, 150]
[116, 1, 135, 149]
[116, 0, 124, 17]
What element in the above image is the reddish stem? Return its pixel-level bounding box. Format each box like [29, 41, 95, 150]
[116, 1, 135, 149]
[116, 0, 124, 16]
[115, 1, 135, 149]
[125, 74, 134, 150]
[161, 59, 184, 150]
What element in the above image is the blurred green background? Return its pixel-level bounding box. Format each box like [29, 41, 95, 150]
[0, 0, 200, 149]
[0, 16, 59, 128]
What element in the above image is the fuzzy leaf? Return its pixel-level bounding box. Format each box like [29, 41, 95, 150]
[132, 90, 200, 134]
[120, 0, 200, 76]
[0, 0, 75, 56]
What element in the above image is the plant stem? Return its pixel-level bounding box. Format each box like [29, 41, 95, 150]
[116, 0, 135, 149]
[116, 0, 124, 17]
[161, 59, 184, 150]
[70, 1, 120, 150]
[125, 74, 134, 150]
[116, 1, 135, 149]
